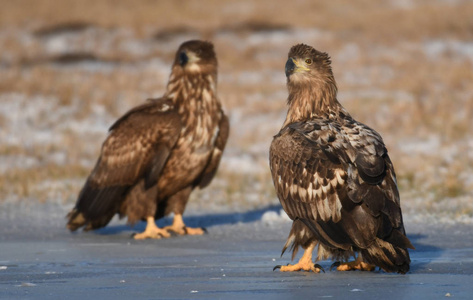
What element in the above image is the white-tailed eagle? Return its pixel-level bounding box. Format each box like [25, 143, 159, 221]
[67, 40, 229, 239]
[270, 44, 413, 274]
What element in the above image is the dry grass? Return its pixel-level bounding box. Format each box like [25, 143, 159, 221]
[1, 0, 472, 221]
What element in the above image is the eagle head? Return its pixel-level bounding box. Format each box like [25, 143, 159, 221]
[285, 44, 333, 84]
[174, 40, 217, 74]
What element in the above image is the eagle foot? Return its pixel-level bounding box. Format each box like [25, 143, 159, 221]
[185, 226, 207, 235]
[274, 262, 324, 273]
[165, 214, 206, 236]
[273, 263, 290, 271]
[133, 228, 171, 240]
[165, 225, 207, 236]
[133, 216, 171, 240]
[331, 261, 375, 272]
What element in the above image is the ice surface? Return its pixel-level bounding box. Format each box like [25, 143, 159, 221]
[0, 201, 473, 299]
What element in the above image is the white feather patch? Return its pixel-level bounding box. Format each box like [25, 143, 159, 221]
[336, 170, 346, 185]
[331, 193, 342, 222]
[310, 203, 318, 220]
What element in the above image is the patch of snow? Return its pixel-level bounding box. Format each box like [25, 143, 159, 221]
[261, 209, 291, 224]
[216, 28, 331, 51]
[399, 135, 440, 155]
[423, 40, 473, 63]
[44, 34, 71, 54]
[335, 43, 361, 63]
[340, 65, 395, 86]
[0, 93, 63, 146]
[0, 155, 39, 173]
[221, 154, 264, 174]
[339, 89, 414, 103]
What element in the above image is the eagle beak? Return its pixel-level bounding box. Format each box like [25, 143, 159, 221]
[285, 57, 310, 77]
[179, 51, 200, 67]
[179, 51, 188, 66]
[285, 58, 296, 77]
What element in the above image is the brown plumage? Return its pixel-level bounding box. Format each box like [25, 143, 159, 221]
[67, 40, 229, 239]
[270, 44, 414, 274]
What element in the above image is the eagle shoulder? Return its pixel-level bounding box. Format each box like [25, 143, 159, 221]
[89, 98, 181, 189]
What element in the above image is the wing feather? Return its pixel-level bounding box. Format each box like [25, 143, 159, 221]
[197, 112, 229, 188]
[75, 99, 181, 220]
[270, 123, 344, 223]
[270, 117, 410, 253]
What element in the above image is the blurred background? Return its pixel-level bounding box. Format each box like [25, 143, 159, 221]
[0, 0, 472, 225]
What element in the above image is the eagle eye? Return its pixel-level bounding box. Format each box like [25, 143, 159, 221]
[305, 58, 312, 65]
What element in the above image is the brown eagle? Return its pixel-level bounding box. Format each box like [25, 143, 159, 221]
[67, 40, 229, 239]
[270, 44, 414, 274]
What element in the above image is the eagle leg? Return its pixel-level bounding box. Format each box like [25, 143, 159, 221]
[164, 214, 206, 236]
[133, 216, 171, 240]
[331, 255, 375, 272]
[275, 241, 323, 273]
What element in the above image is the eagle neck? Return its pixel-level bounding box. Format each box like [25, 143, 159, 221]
[283, 79, 341, 127]
[165, 69, 218, 110]
[164, 69, 220, 138]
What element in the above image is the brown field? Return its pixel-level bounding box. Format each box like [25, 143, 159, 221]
[1, 0, 472, 223]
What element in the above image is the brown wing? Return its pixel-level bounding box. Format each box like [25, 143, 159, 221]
[197, 112, 230, 188]
[74, 98, 181, 221]
[270, 119, 413, 259]
[270, 122, 352, 250]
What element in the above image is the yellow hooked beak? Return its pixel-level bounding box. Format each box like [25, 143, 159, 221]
[285, 57, 310, 77]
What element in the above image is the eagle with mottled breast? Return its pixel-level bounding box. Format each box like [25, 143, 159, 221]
[270, 44, 414, 273]
[67, 40, 229, 239]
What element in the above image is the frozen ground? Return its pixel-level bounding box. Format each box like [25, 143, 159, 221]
[1, 202, 473, 299]
[1, 1, 473, 299]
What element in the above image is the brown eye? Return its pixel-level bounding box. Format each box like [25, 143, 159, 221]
[305, 58, 312, 65]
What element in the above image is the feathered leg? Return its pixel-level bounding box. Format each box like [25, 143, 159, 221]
[134, 216, 171, 239]
[274, 241, 323, 273]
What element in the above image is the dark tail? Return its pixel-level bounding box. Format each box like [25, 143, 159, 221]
[362, 236, 413, 274]
[66, 181, 127, 231]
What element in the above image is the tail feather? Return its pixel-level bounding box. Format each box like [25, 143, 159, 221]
[66, 181, 128, 231]
[362, 237, 411, 274]
[66, 209, 86, 231]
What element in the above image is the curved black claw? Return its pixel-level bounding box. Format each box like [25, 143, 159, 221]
[273, 265, 282, 271]
[330, 261, 341, 271]
[314, 264, 325, 273]
[201, 227, 208, 234]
